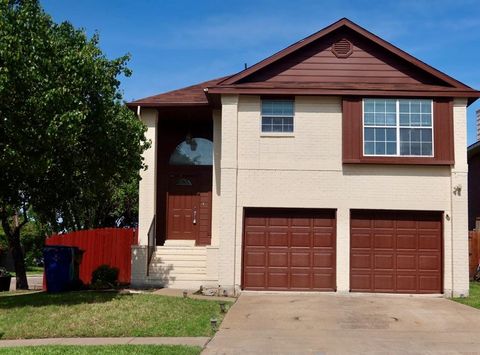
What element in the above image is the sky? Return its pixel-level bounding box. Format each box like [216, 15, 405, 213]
[41, 0, 480, 145]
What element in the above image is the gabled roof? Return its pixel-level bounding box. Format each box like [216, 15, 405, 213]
[216, 18, 472, 89]
[128, 18, 480, 108]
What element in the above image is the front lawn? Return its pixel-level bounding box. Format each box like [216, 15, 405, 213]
[0, 291, 230, 339]
[0, 345, 201, 355]
[452, 282, 480, 308]
[11, 266, 44, 276]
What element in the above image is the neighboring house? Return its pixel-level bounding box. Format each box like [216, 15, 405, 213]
[468, 112, 480, 230]
[128, 18, 480, 297]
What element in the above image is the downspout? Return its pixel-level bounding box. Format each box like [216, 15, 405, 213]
[449, 173, 454, 297]
[233, 97, 240, 296]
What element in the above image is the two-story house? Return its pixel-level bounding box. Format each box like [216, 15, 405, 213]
[128, 18, 480, 297]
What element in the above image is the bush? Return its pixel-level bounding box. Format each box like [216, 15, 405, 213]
[91, 264, 119, 289]
[0, 267, 12, 277]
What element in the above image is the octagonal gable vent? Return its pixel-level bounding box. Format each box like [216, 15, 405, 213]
[331, 38, 353, 58]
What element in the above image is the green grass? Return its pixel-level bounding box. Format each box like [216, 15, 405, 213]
[452, 282, 480, 308]
[11, 266, 44, 276]
[0, 345, 202, 355]
[0, 291, 231, 339]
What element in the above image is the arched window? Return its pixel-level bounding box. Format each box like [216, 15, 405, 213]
[169, 137, 213, 166]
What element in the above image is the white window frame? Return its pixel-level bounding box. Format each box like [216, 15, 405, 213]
[362, 98, 434, 157]
[260, 99, 295, 136]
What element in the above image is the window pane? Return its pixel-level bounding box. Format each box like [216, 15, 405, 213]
[421, 100, 431, 114]
[261, 100, 294, 133]
[364, 128, 374, 141]
[386, 113, 396, 126]
[375, 100, 385, 112]
[410, 114, 421, 126]
[374, 112, 386, 125]
[169, 138, 213, 166]
[375, 142, 386, 155]
[400, 128, 409, 142]
[385, 100, 396, 113]
[365, 142, 374, 155]
[364, 113, 375, 125]
[364, 100, 375, 113]
[262, 124, 272, 132]
[387, 142, 397, 155]
[422, 143, 432, 156]
[410, 102, 420, 113]
[375, 128, 385, 141]
[399, 101, 410, 113]
[411, 143, 421, 155]
[411, 129, 420, 142]
[421, 113, 432, 126]
[400, 142, 410, 155]
[262, 99, 294, 116]
[400, 114, 409, 126]
[386, 128, 396, 141]
[421, 129, 432, 142]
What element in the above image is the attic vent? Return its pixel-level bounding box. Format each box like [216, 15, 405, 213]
[331, 39, 353, 58]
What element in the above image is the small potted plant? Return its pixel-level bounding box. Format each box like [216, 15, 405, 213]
[0, 267, 12, 292]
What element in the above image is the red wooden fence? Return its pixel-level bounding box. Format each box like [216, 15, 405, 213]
[45, 228, 138, 284]
[470, 231, 480, 279]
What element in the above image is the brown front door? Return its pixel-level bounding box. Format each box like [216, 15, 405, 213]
[166, 169, 212, 245]
[242, 208, 336, 291]
[350, 210, 443, 294]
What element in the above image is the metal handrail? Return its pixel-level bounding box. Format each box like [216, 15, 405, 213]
[146, 215, 156, 276]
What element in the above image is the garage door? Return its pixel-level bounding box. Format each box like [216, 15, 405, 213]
[350, 210, 442, 294]
[243, 209, 336, 291]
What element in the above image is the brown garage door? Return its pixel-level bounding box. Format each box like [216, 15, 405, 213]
[243, 208, 336, 291]
[350, 210, 442, 294]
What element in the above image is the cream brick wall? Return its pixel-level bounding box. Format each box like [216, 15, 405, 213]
[137, 108, 158, 246]
[214, 94, 469, 296]
[449, 99, 469, 296]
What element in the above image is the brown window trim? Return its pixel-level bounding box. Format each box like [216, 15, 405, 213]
[342, 97, 454, 166]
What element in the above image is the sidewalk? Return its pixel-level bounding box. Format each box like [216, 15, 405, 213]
[9, 275, 44, 291]
[0, 337, 210, 348]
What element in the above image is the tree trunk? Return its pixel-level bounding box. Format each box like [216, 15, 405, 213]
[10, 228, 29, 290]
[0, 210, 29, 290]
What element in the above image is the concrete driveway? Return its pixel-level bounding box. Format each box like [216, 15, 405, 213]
[204, 293, 480, 354]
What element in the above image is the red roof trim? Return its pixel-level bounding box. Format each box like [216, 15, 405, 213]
[218, 18, 472, 90]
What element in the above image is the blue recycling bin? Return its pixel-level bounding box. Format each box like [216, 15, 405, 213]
[43, 246, 81, 293]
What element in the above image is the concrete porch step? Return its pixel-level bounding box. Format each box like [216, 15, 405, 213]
[149, 266, 207, 275]
[150, 259, 206, 267]
[146, 274, 210, 282]
[154, 247, 207, 256]
[152, 256, 206, 263]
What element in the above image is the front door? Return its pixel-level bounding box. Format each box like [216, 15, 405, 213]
[167, 173, 199, 241]
[166, 169, 212, 245]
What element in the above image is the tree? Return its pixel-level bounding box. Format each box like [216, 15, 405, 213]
[0, 0, 148, 289]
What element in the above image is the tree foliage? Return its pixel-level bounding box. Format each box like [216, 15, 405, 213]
[0, 0, 149, 288]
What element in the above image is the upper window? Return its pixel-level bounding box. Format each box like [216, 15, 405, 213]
[169, 138, 213, 165]
[363, 98, 433, 157]
[261, 99, 294, 133]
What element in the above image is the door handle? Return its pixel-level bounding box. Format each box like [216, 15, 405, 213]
[193, 209, 197, 225]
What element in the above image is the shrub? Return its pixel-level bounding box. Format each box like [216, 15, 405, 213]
[0, 267, 12, 277]
[91, 264, 119, 289]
